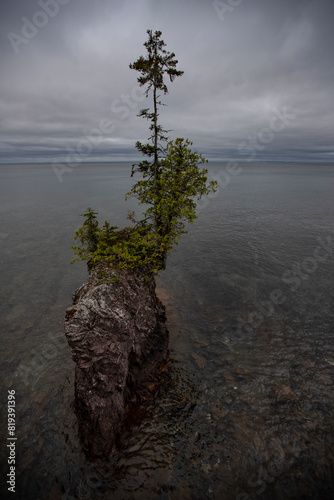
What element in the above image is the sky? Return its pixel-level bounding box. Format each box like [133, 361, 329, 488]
[0, 0, 334, 164]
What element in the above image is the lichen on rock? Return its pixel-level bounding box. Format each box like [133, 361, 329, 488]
[64, 261, 168, 459]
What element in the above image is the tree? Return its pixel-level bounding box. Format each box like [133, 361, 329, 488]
[129, 30, 183, 234]
[72, 207, 100, 260]
[72, 210, 160, 272]
[72, 29, 217, 274]
[128, 138, 217, 267]
[127, 30, 217, 268]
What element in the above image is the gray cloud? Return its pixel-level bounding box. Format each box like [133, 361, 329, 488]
[0, 0, 333, 163]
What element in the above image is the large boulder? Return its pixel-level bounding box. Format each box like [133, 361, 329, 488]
[64, 262, 168, 459]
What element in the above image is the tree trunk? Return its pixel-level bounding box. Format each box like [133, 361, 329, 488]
[153, 83, 159, 234]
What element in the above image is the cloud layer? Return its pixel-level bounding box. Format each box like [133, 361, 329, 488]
[1, 0, 333, 163]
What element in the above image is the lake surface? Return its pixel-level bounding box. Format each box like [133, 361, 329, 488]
[0, 162, 333, 499]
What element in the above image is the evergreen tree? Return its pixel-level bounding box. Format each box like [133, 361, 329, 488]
[128, 30, 217, 268]
[129, 29, 184, 236]
[72, 30, 217, 273]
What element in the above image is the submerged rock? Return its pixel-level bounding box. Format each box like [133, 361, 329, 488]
[64, 262, 168, 459]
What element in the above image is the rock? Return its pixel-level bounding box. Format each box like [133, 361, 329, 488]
[191, 353, 207, 369]
[192, 334, 209, 347]
[223, 372, 235, 385]
[201, 463, 212, 474]
[269, 382, 298, 403]
[64, 261, 168, 459]
[235, 365, 251, 377]
[211, 404, 228, 420]
[324, 356, 334, 367]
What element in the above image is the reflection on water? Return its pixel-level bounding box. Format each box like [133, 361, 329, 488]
[0, 162, 333, 499]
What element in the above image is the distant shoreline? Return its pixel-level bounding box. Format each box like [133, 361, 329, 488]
[1, 159, 334, 165]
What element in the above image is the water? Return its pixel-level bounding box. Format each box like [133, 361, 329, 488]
[0, 162, 333, 499]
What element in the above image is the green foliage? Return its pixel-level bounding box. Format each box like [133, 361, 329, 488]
[109, 273, 122, 285]
[129, 29, 183, 157]
[127, 29, 217, 268]
[129, 29, 184, 241]
[127, 138, 218, 266]
[129, 29, 184, 98]
[72, 210, 163, 273]
[71, 208, 100, 261]
[71, 30, 217, 274]
[96, 268, 122, 285]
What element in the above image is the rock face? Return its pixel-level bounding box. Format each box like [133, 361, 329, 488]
[64, 262, 168, 459]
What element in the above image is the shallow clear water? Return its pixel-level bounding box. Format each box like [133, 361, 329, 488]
[0, 162, 333, 499]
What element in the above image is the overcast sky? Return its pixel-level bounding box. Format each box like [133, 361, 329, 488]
[0, 0, 333, 163]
